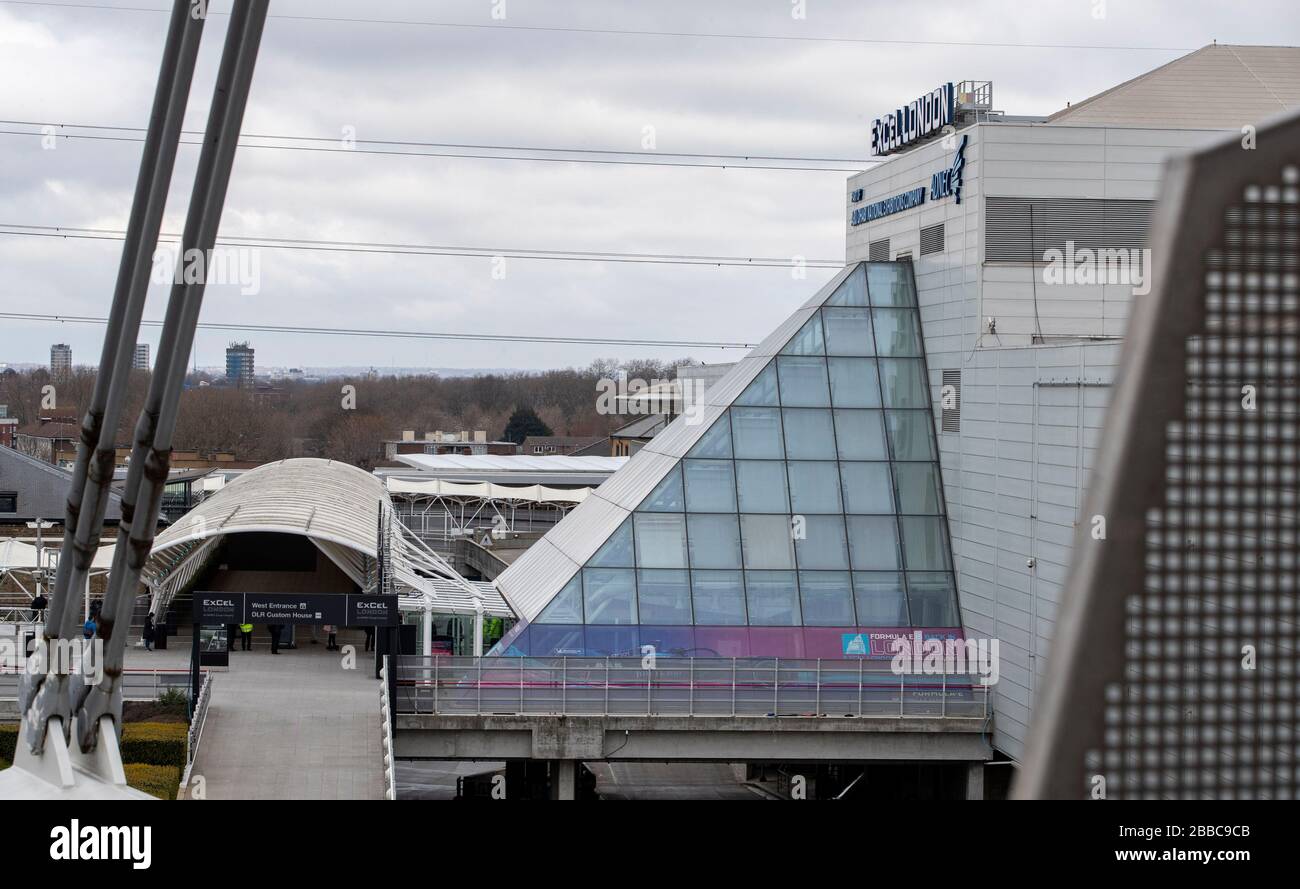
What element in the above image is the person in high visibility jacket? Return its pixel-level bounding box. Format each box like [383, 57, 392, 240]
[239, 623, 253, 651]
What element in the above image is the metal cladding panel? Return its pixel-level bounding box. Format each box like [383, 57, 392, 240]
[494, 537, 582, 622]
[532, 492, 629, 567]
[590, 450, 678, 509]
[643, 402, 729, 458]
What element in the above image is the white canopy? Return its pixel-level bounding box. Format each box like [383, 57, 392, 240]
[385, 477, 591, 504]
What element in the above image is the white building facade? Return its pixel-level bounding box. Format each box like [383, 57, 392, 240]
[845, 44, 1300, 760]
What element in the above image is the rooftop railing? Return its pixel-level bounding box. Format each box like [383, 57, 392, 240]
[394, 656, 990, 719]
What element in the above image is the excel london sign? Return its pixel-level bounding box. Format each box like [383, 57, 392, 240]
[870, 82, 954, 157]
[850, 134, 967, 226]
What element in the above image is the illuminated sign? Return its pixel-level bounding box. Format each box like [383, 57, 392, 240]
[849, 136, 967, 226]
[870, 82, 954, 156]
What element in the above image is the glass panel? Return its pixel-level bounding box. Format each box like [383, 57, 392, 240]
[886, 410, 937, 460]
[683, 459, 737, 512]
[585, 626, 639, 657]
[536, 575, 583, 624]
[633, 513, 688, 568]
[735, 460, 790, 512]
[582, 568, 637, 624]
[776, 356, 830, 407]
[794, 515, 849, 570]
[821, 307, 874, 356]
[826, 264, 868, 306]
[639, 463, 684, 511]
[588, 517, 634, 567]
[637, 569, 692, 625]
[529, 625, 583, 657]
[745, 571, 801, 625]
[783, 408, 837, 460]
[730, 406, 785, 458]
[799, 571, 855, 626]
[906, 572, 959, 626]
[687, 513, 742, 569]
[690, 570, 747, 625]
[828, 357, 882, 408]
[840, 462, 895, 513]
[687, 414, 732, 458]
[780, 313, 825, 355]
[878, 358, 928, 407]
[873, 308, 924, 356]
[893, 463, 944, 514]
[787, 461, 842, 514]
[866, 263, 916, 306]
[740, 514, 795, 569]
[853, 572, 910, 625]
[735, 361, 779, 406]
[833, 409, 888, 460]
[900, 516, 952, 570]
[846, 516, 902, 570]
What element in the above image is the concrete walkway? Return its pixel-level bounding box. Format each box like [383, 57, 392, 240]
[181, 643, 384, 800]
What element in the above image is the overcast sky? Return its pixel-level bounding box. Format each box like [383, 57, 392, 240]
[1, 0, 1294, 373]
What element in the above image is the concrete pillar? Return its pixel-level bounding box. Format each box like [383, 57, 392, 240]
[422, 605, 433, 657]
[966, 762, 985, 800]
[550, 760, 576, 800]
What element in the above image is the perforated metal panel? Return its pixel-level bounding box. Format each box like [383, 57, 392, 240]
[985, 196, 1154, 262]
[1016, 110, 1300, 800]
[869, 238, 890, 261]
[940, 369, 961, 432]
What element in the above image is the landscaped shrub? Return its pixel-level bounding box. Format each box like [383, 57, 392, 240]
[0, 725, 16, 762]
[120, 722, 187, 769]
[124, 763, 182, 800]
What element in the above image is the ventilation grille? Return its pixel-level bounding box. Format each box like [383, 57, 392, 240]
[940, 369, 961, 432]
[984, 196, 1154, 262]
[868, 239, 890, 262]
[920, 223, 945, 256]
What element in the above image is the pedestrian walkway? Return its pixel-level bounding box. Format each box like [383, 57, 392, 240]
[183, 642, 384, 800]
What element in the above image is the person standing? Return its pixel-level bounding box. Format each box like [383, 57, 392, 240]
[325, 624, 338, 651]
[269, 623, 283, 655]
[142, 613, 156, 652]
[30, 592, 48, 624]
[240, 622, 253, 651]
[363, 625, 375, 653]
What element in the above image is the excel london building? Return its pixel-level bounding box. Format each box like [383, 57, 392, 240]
[487, 44, 1300, 769]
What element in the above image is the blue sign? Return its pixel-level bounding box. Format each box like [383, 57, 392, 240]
[871, 82, 954, 157]
[849, 136, 967, 226]
[929, 134, 967, 204]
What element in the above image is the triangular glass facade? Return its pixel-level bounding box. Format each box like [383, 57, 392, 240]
[495, 262, 960, 658]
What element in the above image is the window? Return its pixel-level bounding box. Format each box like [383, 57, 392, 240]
[853, 572, 909, 625]
[0, 491, 16, 514]
[840, 462, 895, 513]
[906, 572, 959, 625]
[583, 568, 637, 624]
[589, 518, 634, 567]
[825, 264, 868, 307]
[787, 462, 843, 513]
[683, 459, 737, 512]
[745, 571, 800, 625]
[776, 356, 831, 407]
[637, 570, 693, 625]
[781, 313, 825, 355]
[688, 415, 733, 458]
[846, 516, 902, 570]
[783, 408, 837, 459]
[893, 463, 944, 514]
[536, 575, 583, 623]
[740, 515, 795, 569]
[687, 514, 742, 569]
[833, 409, 888, 460]
[885, 410, 937, 460]
[640, 464, 684, 511]
[821, 307, 874, 356]
[634, 513, 688, 568]
[691, 571, 747, 625]
[799, 571, 855, 625]
[794, 515, 850, 570]
[900, 517, 952, 571]
[736, 361, 779, 406]
[873, 309, 924, 357]
[730, 407, 784, 458]
[865, 264, 916, 306]
[735, 461, 790, 512]
[828, 357, 882, 408]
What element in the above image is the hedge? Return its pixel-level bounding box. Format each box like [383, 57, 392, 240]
[0, 725, 15, 763]
[120, 722, 187, 769]
[124, 763, 182, 800]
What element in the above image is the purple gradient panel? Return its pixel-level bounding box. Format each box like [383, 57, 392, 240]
[747, 627, 807, 659]
[585, 626, 640, 657]
[692, 627, 750, 657]
[803, 627, 860, 658]
[637, 626, 697, 657]
[528, 625, 585, 657]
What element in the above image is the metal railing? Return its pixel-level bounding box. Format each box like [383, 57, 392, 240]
[0, 667, 192, 702]
[379, 657, 396, 800]
[394, 656, 989, 719]
[184, 672, 212, 776]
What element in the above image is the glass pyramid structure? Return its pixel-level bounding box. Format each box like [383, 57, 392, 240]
[492, 262, 961, 658]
